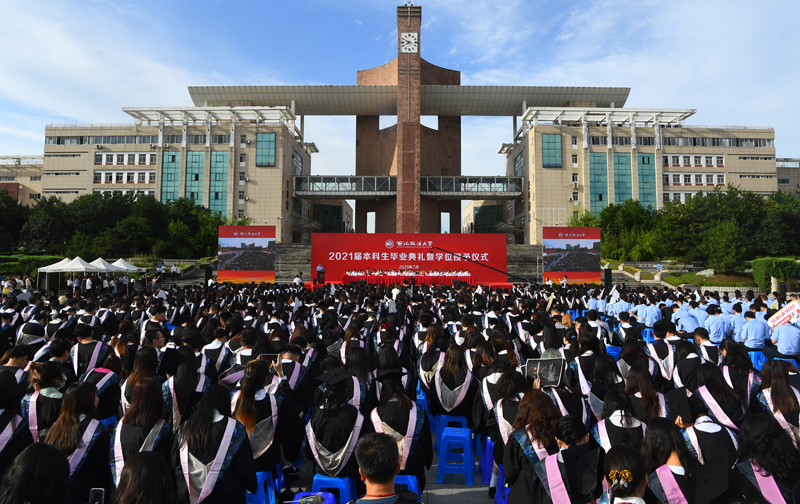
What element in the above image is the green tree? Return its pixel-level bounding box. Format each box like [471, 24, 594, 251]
[699, 219, 748, 274]
[19, 196, 74, 253]
[0, 192, 30, 251]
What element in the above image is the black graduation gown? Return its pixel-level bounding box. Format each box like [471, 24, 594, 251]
[73, 341, 112, 377]
[372, 400, 433, 491]
[492, 400, 520, 465]
[418, 349, 443, 395]
[429, 369, 478, 428]
[305, 404, 374, 486]
[252, 396, 282, 473]
[195, 352, 219, 383]
[64, 417, 114, 504]
[503, 431, 559, 504]
[675, 358, 702, 391]
[24, 391, 62, 438]
[172, 420, 257, 504]
[115, 422, 173, 470]
[534, 442, 604, 504]
[81, 369, 121, 420]
[594, 420, 645, 450]
[630, 394, 661, 423]
[686, 422, 738, 470]
[0, 410, 33, 476]
[281, 360, 315, 412]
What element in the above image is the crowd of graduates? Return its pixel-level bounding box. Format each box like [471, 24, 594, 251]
[0, 279, 798, 503]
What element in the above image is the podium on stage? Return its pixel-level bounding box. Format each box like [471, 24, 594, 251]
[316, 269, 326, 284]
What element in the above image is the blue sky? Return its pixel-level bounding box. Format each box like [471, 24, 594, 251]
[2, 0, 798, 181]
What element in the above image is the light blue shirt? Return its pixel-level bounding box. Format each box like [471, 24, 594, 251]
[721, 302, 734, 315]
[587, 298, 598, 311]
[630, 304, 645, 319]
[755, 311, 767, 322]
[643, 305, 662, 327]
[704, 315, 728, 344]
[614, 301, 631, 317]
[671, 305, 689, 323]
[731, 313, 747, 341]
[676, 313, 700, 333]
[739, 319, 768, 349]
[692, 308, 709, 325]
[772, 323, 800, 356]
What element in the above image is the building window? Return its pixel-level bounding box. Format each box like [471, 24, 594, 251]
[663, 174, 669, 184]
[572, 192, 579, 201]
[94, 172, 102, 183]
[571, 136, 577, 146]
[138, 172, 145, 182]
[127, 173, 134, 183]
[256, 133, 276, 167]
[716, 156, 724, 166]
[238, 190, 245, 201]
[590, 136, 607, 145]
[94, 154, 102, 164]
[672, 156, 680, 166]
[612, 136, 631, 145]
[238, 210, 244, 218]
[514, 152, 524, 176]
[706, 175, 714, 184]
[293, 152, 304, 176]
[705, 156, 713, 166]
[683, 156, 691, 166]
[683, 174, 691, 184]
[541, 134, 562, 167]
[30, 176, 41, 182]
[694, 156, 701, 166]
[105, 173, 113, 183]
[116, 154, 124, 163]
[572, 173, 579, 183]
[663, 156, 669, 166]
[240, 135, 247, 144]
[639, 137, 655, 146]
[137, 154, 145, 164]
[239, 172, 246, 181]
[149, 154, 156, 164]
[29, 193, 40, 200]
[106, 154, 114, 164]
[717, 175, 725, 184]
[778, 178, 789, 184]
[126, 154, 134, 164]
[571, 154, 578, 164]
[695, 175, 703, 184]
[672, 174, 681, 185]
[664, 193, 670, 202]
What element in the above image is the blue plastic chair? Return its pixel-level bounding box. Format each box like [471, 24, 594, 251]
[641, 328, 654, 343]
[395, 475, 421, 498]
[274, 465, 285, 492]
[434, 414, 468, 450]
[749, 351, 768, 371]
[312, 475, 356, 504]
[294, 493, 336, 504]
[606, 346, 621, 362]
[480, 437, 495, 485]
[99, 416, 118, 431]
[774, 357, 800, 369]
[436, 427, 475, 485]
[494, 465, 510, 504]
[245, 471, 275, 504]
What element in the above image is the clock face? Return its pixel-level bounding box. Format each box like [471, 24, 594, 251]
[400, 32, 418, 53]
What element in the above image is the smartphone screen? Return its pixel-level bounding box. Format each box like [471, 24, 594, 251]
[258, 354, 279, 363]
[89, 488, 105, 504]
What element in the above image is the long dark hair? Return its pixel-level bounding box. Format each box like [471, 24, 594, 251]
[377, 345, 401, 370]
[473, 340, 495, 367]
[123, 378, 165, 428]
[172, 346, 199, 418]
[641, 417, 699, 477]
[127, 346, 159, 389]
[112, 451, 176, 504]
[604, 445, 646, 499]
[45, 382, 98, 453]
[601, 389, 636, 427]
[181, 384, 232, 453]
[495, 370, 527, 401]
[234, 360, 270, 433]
[28, 360, 65, 391]
[738, 414, 800, 486]
[697, 362, 740, 407]
[345, 346, 371, 382]
[490, 331, 519, 367]
[378, 379, 413, 411]
[624, 364, 661, 419]
[761, 360, 800, 418]
[0, 443, 69, 504]
[441, 344, 467, 382]
[594, 354, 623, 386]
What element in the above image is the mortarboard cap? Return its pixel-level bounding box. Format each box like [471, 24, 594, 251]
[315, 368, 353, 390]
[375, 367, 407, 381]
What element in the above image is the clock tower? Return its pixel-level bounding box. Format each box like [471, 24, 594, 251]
[396, 5, 422, 233]
[354, 5, 461, 234]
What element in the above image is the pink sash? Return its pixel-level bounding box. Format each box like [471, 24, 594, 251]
[697, 386, 738, 430]
[751, 460, 787, 504]
[685, 423, 738, 465]
[28, 392, 40, 442]
[0, 415, 21, 454]
[657, 392, 667, 418]
[287, 362, 302, 390]
[168, 378, 181, 428]
[496, 400, 515, 445]
[574, 358, 591, 396]
[762, 388, 800, 448]
[180, 418, 236, 504]
[73, 341, 104, 376]
[370, 403, 417, 469]
[93, 369, 116, 393]
[723, 367, 755, 406]
[214, 346, 228, 372]
[351, 376, 361, 410]
[597, 420, 611, 451]
[481, 377, 494, 411]
[672, 365, 684, 388]
[544, 454, 571, 503]
[655, 465, 689, 504]
[68, 419, 100, 477]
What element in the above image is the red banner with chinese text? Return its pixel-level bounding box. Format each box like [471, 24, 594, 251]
[542, 227, 602, 284]
[217, 226, 276, 283]
[311, 233, 507, 285]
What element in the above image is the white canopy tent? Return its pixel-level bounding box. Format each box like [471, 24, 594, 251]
[59, 257, 104, 273]
[89, 258, 126, 273]
[111, 258, 146, 272]
[36, 257, 71, 292]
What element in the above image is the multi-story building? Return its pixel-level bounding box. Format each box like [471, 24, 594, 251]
[0, 156, 43, 206]
[462, 200, 504, 234]
[777, 158, 800, 196]
[501, 108, 777, 244]
[41, 107, 333, 243]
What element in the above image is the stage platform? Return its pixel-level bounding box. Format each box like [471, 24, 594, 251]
[276, 242, 542, 285]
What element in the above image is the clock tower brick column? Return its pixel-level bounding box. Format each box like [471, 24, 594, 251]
[396, 5, 422, 233]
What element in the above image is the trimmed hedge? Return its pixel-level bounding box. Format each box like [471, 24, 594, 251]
[751, 257, 800, 292]
[0, 256, 65, 278]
